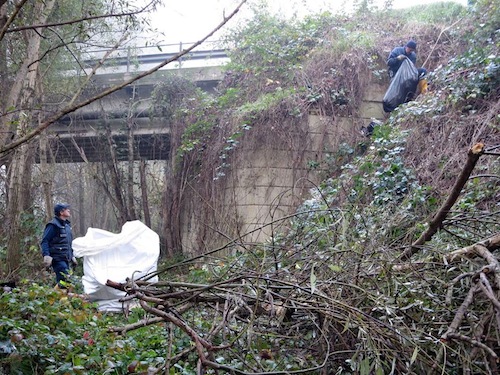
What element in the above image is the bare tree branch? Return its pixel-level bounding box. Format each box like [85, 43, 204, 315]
[399, 143, 485, 261]
[5, 0, 157, 33]
[0, 0, 29, 41]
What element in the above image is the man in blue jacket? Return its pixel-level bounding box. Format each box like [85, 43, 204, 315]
[387, 40, 418, 79]
[40, 203, 77, 287]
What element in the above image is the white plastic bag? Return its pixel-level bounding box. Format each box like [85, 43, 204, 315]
[72, 220, 159, 311]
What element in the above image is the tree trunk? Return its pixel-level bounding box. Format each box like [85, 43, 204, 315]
[126, 98, 137, 220]
[139, 159, 151, 227]
[162, 156, 186, 257]
[78, 165, 86, 235]
[0, 2, 7, 111]
[39, 133, 54, 222]
[5, 143, 35, 274]
[105, 124, 128, 225]
[4, 0, 56, 276]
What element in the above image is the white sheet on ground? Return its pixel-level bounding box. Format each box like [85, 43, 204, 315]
[72, 220, 159, 312]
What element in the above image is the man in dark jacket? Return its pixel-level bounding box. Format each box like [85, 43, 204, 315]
[40, 203, 77, 287]
[387, 40, 418, 79]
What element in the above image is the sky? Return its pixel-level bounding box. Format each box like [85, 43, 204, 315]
[147, 0, 468, 46]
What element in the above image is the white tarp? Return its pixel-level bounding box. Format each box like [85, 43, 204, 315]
[72, 220, 159, 311]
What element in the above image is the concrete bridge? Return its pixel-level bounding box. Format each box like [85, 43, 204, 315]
[43, 44, 227, 163]
[42, 42, 389, 252]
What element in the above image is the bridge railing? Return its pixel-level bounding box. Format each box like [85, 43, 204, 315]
[82, 40, 230, 75]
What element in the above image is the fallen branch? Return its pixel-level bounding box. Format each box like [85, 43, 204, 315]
[439, 243, 500, 374]
[446, 234, 500, 263]
[443, 332, 498, 360]
[478, 273, 500, 313]
[446, 239, 500, 295]
[399, 143, 485, 261]
[440, 284, 478, 342]
[445, 271, 474, 305]
[108, 316, 164, 334]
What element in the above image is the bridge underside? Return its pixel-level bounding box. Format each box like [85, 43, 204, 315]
[37, 131, 170, 163]
[38, 65, 223, 163]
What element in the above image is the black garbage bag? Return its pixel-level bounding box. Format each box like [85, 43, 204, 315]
[383, 58, 419, 112]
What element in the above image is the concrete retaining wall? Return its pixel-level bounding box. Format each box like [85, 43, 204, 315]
[180, 82, 387, 251]
[229, 83, 387, 243]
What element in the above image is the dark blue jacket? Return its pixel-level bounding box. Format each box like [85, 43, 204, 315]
[40, 217, 73, 261]
[387, 46, 417, 78]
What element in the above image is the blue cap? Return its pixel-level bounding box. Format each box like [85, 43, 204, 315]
[406, 40, 417, 50]
[54, 203, 70, 216]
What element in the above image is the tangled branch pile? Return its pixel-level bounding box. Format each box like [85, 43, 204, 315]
[107, 144, 499, 374]
[107, 231, 500, 373]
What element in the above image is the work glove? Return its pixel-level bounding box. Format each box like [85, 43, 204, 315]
[43, 255, 53, 268]
[397, 54, 406, 61]
[71, 257, 78, 266]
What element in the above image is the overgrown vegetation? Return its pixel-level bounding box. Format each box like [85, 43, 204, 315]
[1, 283, 170, 374]
[2, 0, 499, 373]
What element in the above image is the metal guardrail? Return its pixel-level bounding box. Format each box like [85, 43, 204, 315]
[84, 49, 228, 69]
[83, 41, 229, 70]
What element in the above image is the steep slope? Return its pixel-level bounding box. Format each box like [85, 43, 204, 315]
[142, 1, 500, 372]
